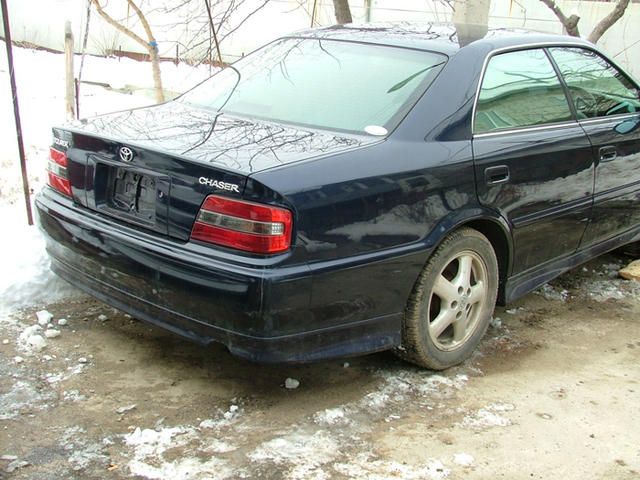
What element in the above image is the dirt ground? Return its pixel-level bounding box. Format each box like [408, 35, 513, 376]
[1, 253, 639, 480]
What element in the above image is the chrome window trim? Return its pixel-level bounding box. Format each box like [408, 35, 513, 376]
[577, 112, 640, 125]
[471, 41, 598, 138]
[473, 121, 578, 139]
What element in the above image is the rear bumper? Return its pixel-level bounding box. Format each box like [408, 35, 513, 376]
[36, 190, 402, 363]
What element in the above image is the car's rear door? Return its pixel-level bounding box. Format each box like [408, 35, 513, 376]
[472, 47, 594, 274]
[548, 47, 640, 247]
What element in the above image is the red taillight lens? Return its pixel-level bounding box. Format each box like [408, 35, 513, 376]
[191, 195, 293, 254]
[47, 147, 72, 197]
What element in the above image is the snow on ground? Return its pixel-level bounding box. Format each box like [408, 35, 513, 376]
[0, 204, 77, 316]
[0, 40, 214, 316]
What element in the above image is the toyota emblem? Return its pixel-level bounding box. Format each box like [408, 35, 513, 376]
[118, 146, 134, 162]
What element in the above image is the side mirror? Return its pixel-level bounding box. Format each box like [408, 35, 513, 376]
[614, 118, 640, 135]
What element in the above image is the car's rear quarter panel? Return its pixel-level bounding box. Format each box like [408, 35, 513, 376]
[252, 138, 478, 331]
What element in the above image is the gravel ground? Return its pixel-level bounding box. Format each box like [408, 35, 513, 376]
[1, 252, 639, 479]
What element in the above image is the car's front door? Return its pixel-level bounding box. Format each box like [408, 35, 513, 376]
[548, 47, 640, 247]
[472, 47, 594, 274]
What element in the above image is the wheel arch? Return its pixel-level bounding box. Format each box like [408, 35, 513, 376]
[423, 210, 513, 306]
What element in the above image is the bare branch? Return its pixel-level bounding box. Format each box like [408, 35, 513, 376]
[126, 0, 156, 43]
[539, 0, 580, 37]
[588, 0, 631, 44]
[90, 0, 148, 49]
[91, 0, 164, 102]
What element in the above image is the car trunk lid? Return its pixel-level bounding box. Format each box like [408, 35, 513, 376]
[56, 101, 377, 241]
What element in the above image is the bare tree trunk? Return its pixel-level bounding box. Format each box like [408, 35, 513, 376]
[91, 0, 165, 103]
[332, 0, 352, 24]
[539, 0, 580, 37]
[453, 0, 490, 47]
[588, 0, 631, 44]
[64, 21, 76, 120]
[149, 48, 164, 103]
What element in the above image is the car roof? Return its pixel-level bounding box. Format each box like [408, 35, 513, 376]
[287, 22, 593, 56]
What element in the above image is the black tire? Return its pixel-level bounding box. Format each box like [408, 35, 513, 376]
[618, 241, 640, 258]
[396, 228, 499, 370]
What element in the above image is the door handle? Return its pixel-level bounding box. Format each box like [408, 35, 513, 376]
[484, 165, 510, 185]
[599, 145, 617, 162]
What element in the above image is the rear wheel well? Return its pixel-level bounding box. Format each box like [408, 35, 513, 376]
[464, 219, 510, 305]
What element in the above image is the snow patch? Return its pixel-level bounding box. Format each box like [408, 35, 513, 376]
[313, 407, 349, 426]
[453, 453, 474, 466]
[124, 426, 189, 458]
[335, 453, 450, 480]
[536, 284, 569, 302]
[0, 380, 56, 420]
[460, 403, 514, 430]
[123, 424, 238, 480]
[0, 207, 78, 316]
[128, 457, 234, 480]
[249, 430, 338, 479]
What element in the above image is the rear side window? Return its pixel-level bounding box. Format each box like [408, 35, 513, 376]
[549, 47, 640, 119]
[474, 49, 573, 134]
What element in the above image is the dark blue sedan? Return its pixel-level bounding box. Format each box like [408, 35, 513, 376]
[36, 23, 640, 369]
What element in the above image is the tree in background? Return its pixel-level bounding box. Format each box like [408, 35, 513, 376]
[452, 0, 490, 46]
[91, 0, 165, 103]
[539, 0, 631, 43]
[153, 0, 271, 68]
[332, 0, 353, 24]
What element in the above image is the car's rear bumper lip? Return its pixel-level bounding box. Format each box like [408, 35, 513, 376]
[36, 190, 402, 363]
[50, 255, 400, 363]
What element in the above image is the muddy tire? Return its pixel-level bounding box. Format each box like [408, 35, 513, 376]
[396, 228, 499, 370]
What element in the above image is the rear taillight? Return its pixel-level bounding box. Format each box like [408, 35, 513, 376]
[47, 147, 72, 197]
[191, 195, 293, 254]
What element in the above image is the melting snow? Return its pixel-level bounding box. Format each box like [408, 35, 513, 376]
[460, 403, 515, 430]
[453, 453, 475, 466]
[334, 454, 450, 480]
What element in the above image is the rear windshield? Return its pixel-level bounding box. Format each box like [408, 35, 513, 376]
[180, 38, 446, 135]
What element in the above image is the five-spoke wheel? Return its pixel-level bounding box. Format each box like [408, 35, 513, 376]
[396, 228, 498, 370]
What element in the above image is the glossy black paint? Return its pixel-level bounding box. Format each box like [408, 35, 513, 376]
[36, 23, 640, 363]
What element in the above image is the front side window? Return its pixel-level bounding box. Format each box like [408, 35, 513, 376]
[549, 47, 640, 119]
[474, 49, 573, 134]
[180, 38, 446, 135]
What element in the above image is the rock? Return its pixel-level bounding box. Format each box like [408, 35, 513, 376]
[6, 459, 29, 473]
[284, 377, 300, 389]
[36, 310, 53, 326]
[98, 314, 108, 322]
[116, 404, 137, 414]
[2, 339, 8, 345]
[27, 335, 47, 351]
[44, 329, 61, 339]
[343, 362, 350, 368]
[57, 318, 68, 326]
[13, 356, 24, 364]
[619, 260, 640, 281]
[78, 357, 88, 364]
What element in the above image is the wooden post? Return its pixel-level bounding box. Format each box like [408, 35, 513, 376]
[64, 21, 75, 120]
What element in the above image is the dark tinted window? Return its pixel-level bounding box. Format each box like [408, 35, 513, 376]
[475, 49, 573, 134]
[550, 47, 640, 119]
[181, 38, 446, 135]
